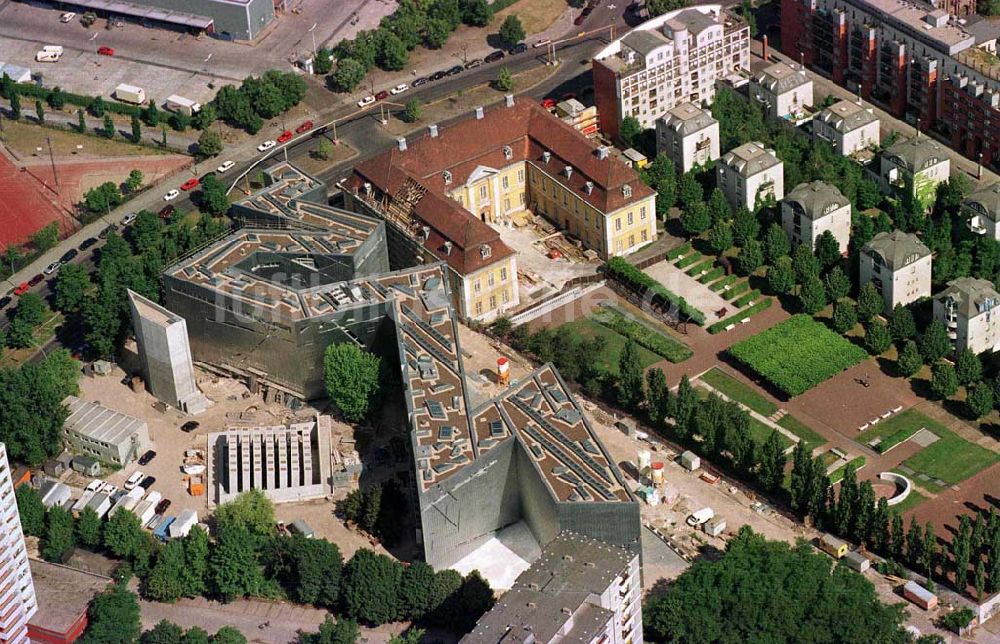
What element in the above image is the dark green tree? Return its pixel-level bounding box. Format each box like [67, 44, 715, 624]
[341, 549, 403, 625]
[324, 343, 383, 422]
[735, 239, 763, 275]
[78, 108, 86, 133]
[707, 188, 731, 225]
[864, 319, 892, 355]
[678, 172, 702, 210]
[402, 99, 422, 123]
[888, 304, 916, 342]
[856, 281, 884, 322]
[80, 583, 141, 644]
[757, 431, 786, 492]
[199, 174, 230, 216]
[798, 277, 827, 315]
[299, 617, 360, 644]
[182, 627, 211, 644]
[102, 114, 115, 139]
[930, 361, 959, 400]
[143, 103, 160, 126]
[209, 525, 265, 601]
[211, 626, 247, 644]
[314, 48, 333, 75]
[328, 59, 367, 93]
[645, 368, 671, 426]
[399, 561, 435, 620]
[35, 99, 44, 124]
[145, 539, 187, 602]
[15, 484, 45, 537]
[214, 489, 274, 538]
[76, 507, 103, 549]
[617, 338, 645, 411]
[42, 506, 74, 562]
[966, 381, 994, 420]
[896, 340, 923, 377]
[619, 116, 643, 149]
[455, 571, 495, 632]
[197, 129, 223, 157]
[125, 169, 144, 193]
[824, 266, 851, 302]
[955, 348, 983, 386]
[763, 223, 790, 265]
[131, 114, 141, 143]
[708, 220, 733, 254]
[920, 320, 953, 363]
[680, 202, 711, 235]
[497, 15, 525, 46]
[832, 299, 858, 333]
[792, 244, 820, 284]
[9, 89, 21, 120]
[287, 535, 342, 607]
[495, 67, 514, 92]
[815, 230, 841, 269]
[142, 620, 184, 644]
[732, 206, 759, 246]
[460, 0, 493, 26]
[766, 256, 795, 295]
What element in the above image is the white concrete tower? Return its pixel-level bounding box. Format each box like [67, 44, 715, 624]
[0, 443, 36, 644]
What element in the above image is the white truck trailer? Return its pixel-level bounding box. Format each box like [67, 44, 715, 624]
[113, 84, 146, 105]
[164, 94, 201, 116]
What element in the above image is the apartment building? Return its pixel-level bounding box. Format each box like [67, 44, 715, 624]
[879, 137, 951, 211]
[0, 443, 36, 644]
[656, 102, 720, 172]
[462, 532, 642, 644]
[859, 230, 932, 314]
[750, 62, 814, 120]
[813, 99, 880, 157]
[781, 181, 851, 253]
[347, 98, 656, 322]
[717, 141, 784, 210]
[592, 4, 749, 141]
[780, 0, 1000, 166]
[964, 182, 1000, 240]
[933, 277, 1000, 355]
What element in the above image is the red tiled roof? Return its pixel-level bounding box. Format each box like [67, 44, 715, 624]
[352, 99, 653, 275]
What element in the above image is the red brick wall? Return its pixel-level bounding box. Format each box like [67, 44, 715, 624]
[593, 61, 622, 142]
[28, 614, 88, 644]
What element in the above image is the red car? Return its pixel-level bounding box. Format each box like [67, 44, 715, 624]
[180, 177, 200, 191]
[158, 205, 175, 219]
[374, 90, 389, 101]
[13, 282, 29, 296]
[295, 120, 313, 134]
[277, 130, 293, 144]
[541, 98, 556, 109]
[97, 46, 114, 56]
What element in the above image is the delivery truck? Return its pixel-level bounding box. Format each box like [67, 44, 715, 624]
[35, 48, 62, 62]
[113, 83, 146, 105]
[164, 94, 201, 116]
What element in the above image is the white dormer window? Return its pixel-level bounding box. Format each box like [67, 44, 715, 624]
[542, 151, 551, 164]
[503, 145, 513, 160]
[564, 165, 573, 179]
[443, 170, 452, 185]
[622, 184, 632, 198]
[480, 244, 492, 259]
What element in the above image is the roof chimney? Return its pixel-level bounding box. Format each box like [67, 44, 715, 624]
[564, 165, 573, 179]
[505, 94, 515, 107]
[475, 106, 485, 120]
[397, 137, 407, 151]
[596, 146, 609, 160]
[429, 124, 439, 138]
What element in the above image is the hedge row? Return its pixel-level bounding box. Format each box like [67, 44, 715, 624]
[698, 267, 725, 284]
[592, 305, 693, 363]
[4, 82, 143, 118]
[726, 281, 751, 299]
[666, 242, 692, 261]
[605, 257, 706, 325]
[733, 289, 762, 308]
[707, 299, 773, 334]
[709, 275, 739, 292]
[685, 258, 715, 277]
[676, 252, 703, 269]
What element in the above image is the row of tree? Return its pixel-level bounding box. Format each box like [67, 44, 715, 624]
[18, 487, 494, 632]
[0, 350, 80, 465]
[337, 480, 407, 546]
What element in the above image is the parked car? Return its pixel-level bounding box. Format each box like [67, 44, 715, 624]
[295, 120, 313, 134]
[509, 43, 528, 54]
[163, 189, 180, 201]
[43, 261, 61, 275]
[139, 476, 156, 490]
[357, 95, 376, 107]
[124, 471, 145, 491]
[59, 11, 76, 22]
[13, 283, 29, 296]
[216, 160, 235, 173]
[28, 274, 43, 287]
[257, 140, 276, 152]
[138, 450, 156, 466]
[390, 83, 409, 95]
[120, 212, 137, 226]
[464, 58, 483, 69]
[277, 130, 293, 144]
[179, 178, 199, 191]
[484, 50, 505, 63]
[446, 65, 463, 76]
[412, 77, 429, 87]
[0, 296, 11, 310]
[97, 46, 114, 56]
[60, 248, 78, 263]
[374, 90, 389, 101]
[98, 225, 116, 239]
[181, 421, 200, 433]
[79, 237, 98, 251]
[687, 507, 715, 527]
[155, 499, 172, 515]
[100, 483, 118, 496]
[429, 70, 447, 81]
[541, 98, 556, 109]
[158, 205, 175, 219]
[85, 479, 103, 492]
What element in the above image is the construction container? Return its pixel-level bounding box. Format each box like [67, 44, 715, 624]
[290, 519, 315, 538]
[71, 455, 100, 476]
[903, 581, 938, 610]
[616, 418, 636, 437]
[704, 517, 726, 537]
[71, 490, 96, 514]
[622, 148, 648, 169]
[679, 451, 700, 471]
[637, 449, 651, 472]
[188, 475, 205, 496]
[39, 481, 71, 509]
[819, 533, 849, 559]
[650, 462, 665, 486]
[134, 500, 156, 527]
[169, 510, 198, 539]
[153, 516, 175, 541]
[85, 492, 112, 519]
[844, 550, 870, 573]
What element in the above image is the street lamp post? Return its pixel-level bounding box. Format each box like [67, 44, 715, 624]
[307, 22, 318, 58]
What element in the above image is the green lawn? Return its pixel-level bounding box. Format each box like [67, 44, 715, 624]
[590, 305, 693, 363]
[700, 367, 779, 416]
[778, 415, 828, 452]
[559, 318, 661, 374]
[900, 427, 999, 490]
[750, 416, 793, 448]
[888, 488, 927, 514]
[856, 409, 928, 453]
[830, 456, 867, 484]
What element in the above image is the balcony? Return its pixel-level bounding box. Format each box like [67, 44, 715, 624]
[968, 215, 987, 235]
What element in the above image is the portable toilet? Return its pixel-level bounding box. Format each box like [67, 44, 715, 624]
[650, 462, 665, 486]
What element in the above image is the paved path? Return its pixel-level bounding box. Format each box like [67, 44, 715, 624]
[643, 258, 730, 321]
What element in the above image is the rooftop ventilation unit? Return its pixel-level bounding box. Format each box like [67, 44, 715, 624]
[564, 165, 573, 179]
[596, 146, 609, 160]
[542, 151, 552, 163]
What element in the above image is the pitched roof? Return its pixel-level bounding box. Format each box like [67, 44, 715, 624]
[934, 276, 1000, 318]
[352, 100, 653, 275]
[817, 100, 879, 133]
[660, 102, 718, 136]
[885, 137, 947, 173]
[963, 182, 1000, 221]
[754, 61, 811, 94]
[784, 181, 848, 219]
[720, 141, 782, 177]
[862, 230, 931, 269]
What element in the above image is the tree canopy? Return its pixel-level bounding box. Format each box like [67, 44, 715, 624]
[324, 343, 383, 422]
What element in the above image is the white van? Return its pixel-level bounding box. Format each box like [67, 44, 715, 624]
[35, 50, 62, 63]
[124, 471, 145, 491]
[686, 507, 714, 527]
[42, 45, 64, 55]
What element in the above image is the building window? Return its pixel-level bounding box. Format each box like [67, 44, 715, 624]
[640, 206, 647, 221]
[488, 273, 495, 287]
[519, 169, 526, 184]
[480, 185, 488, 200]
[502, 176, 509, 189]
[627, 212, 634, 225]
[615, 218, 622, 231]
[629, 234, 635, 247]
[475, 302, 483, 315]
[504, 198, 510, 211]
[502, 289, 510, 303]
[474, 280, 481, 294]
[500, 267, 508, 281]
[641, 229, 648, 241]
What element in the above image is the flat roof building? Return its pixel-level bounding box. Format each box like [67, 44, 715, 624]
[27, 559, 109, 644]
[592, 6, 749, 140]
[813, 100, 880, 158]
[656, 103, 720, 173]
[859, 230, 932, 314]
[717, 142, 784, 210]
[62, 396, 151, 466]
[462, 532, 642, 644]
